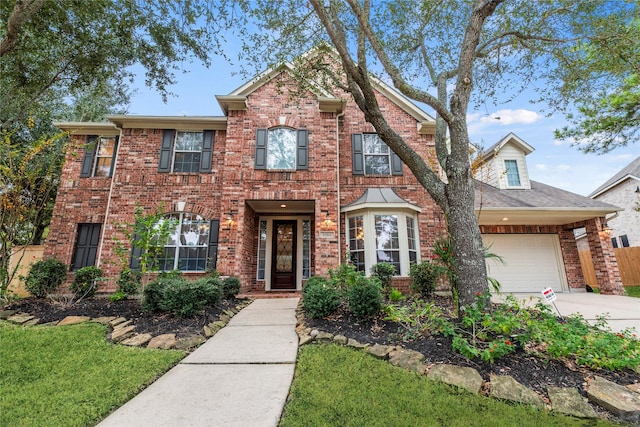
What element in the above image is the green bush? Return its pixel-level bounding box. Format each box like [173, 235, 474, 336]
[143, 276, 222, 317]
[370, 263, 396, 297]
[70, 266, 103, 299]
[24, 259, 68, 298]
[222, 276, 241, 299]
[346, 276, 382, 318]
[329, 262, 363, 290]
[409, 261, 444, 298]
[116, 268, 142, 296]
[302, 276, 342, 319]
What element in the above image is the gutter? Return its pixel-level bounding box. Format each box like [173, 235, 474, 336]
[336, 109, 345, 262]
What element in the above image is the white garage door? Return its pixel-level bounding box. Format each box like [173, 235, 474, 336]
[481, 234, 567, 293]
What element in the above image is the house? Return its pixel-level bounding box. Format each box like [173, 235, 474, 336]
[45, 60, 625, 296]
[587, 156, 640, 248]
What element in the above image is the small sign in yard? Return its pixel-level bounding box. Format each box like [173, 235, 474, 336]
[541, 287, 563, 320]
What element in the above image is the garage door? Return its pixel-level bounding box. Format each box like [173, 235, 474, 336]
[481, 234, 567, 293]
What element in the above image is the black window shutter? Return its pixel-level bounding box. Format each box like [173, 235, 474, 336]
[391, 151, 403, 175]
[108, 136, 119, 177]
[620, 235, 629, 247]
[255, 128, 267, 169]
[296, 129, 308, 170]
[158, 130, 175, 172]
[72, 224, 101, 270]
[200, 130, 214, 172]
[129, 223, 143, 270]
[351, 133, 364, 175]
[207, 219, 220, 271]
[80, 136, 97, 177]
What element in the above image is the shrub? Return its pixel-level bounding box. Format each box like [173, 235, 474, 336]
[302, 276, 342, 319]
[116, 268, 142, 296]
[109, 290, 128, 302]
[409, 261, 444, 298]
[346, 276, 382, 318]
[24, 259, 68, 298]
[388, 288, 406, 302]
[70, 266, 103, 299]
[143, 276, 222, 317]
[370, 263, 396, 297]
[329, 262, 363, 290]
[222, 276, 241, 299]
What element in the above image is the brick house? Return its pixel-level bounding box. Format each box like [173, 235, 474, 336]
[46, 62, 625, 295]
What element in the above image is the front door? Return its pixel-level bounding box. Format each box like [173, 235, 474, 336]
[271, 220, 297, 290]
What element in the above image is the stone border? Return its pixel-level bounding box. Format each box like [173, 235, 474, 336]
[294, 303, 640, 423]
[0, 299, 253, 352]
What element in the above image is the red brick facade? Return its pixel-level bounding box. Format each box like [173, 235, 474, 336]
[46, 68, 623, 295]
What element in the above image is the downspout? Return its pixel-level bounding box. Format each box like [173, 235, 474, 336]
[96, 125, 123, 268]
[336, 108, 345, 262]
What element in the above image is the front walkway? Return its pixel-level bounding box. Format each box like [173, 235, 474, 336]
[98, 298, 300, 427]
[492, 292, 640, 334]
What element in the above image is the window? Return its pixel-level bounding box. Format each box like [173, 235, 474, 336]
[619, 234, 630, 247]
[302, 220, 311, 279]
[346, 211, 419, 276]
[80, 136, 118, 178]
[611, 237, 619, 248]
[257, 220, 267, 280]
[158, 130, 214, 173]
[504, 160, 521, 187]
[72, 224, 101, 270]
[254, 127, 308, 170]
[352, 133, 402, 175]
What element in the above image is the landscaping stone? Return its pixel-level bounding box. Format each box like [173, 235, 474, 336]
[427, 364, 484, 394]
[111, 325, 136, 342]
[587, 376, 640, 423]
[109, 317, 128, 327]
[203, 325, 216, 338]
[316, 331, 334, 343]
[57, 316, 90, 326]
[490, 374, 545, 409]
[148, 334, 176, 350]
[547, 387, 597, 419]
[92, 316, 116, 325]
[23, 318, 40, 326]
[627, 383, 640, 395]
[175, 335, 206, 350]
[122, 334, 153, 347]
[211, 320, 226, 329]
[113, 319, 133, 330]
[346, 338, 367, 349]
[224, 309, 236, 317]
[298, 334, 314, 346]
[310, 329, 319, 338]
[7, 314, 34, 325]
[0, 310, 16, 319]
[219, 314, 231, 323]
[388, 348, 425, 373]
[333, 335, 348, 345]
[367, 344, 392, 360]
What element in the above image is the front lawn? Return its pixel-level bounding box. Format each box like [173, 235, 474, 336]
[0, 322, 184, 427]
[280, 345, 618, 427]
[625, 285, 640, 298]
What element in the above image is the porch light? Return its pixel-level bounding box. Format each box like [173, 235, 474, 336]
[280, 204, 287, 208]
[176, 201, 186, 212]
[602, 223, 613, 236]
[323, 211, 333, 227]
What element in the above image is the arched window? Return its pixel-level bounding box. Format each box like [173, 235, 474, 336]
[157, 212, 211, 271]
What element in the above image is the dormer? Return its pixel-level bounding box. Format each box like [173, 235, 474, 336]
[475, 133, 534, 190]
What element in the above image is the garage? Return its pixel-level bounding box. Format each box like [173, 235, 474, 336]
[481, 234, 567, 293]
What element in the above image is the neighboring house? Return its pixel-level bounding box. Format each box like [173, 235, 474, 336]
[587, 156, 640, 248]
[45, 59, 625, 296]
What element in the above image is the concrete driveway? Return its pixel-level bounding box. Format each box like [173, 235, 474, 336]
[492, 292, 640, 334]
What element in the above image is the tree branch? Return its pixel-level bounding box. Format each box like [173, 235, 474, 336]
[0, 0, 47, 57]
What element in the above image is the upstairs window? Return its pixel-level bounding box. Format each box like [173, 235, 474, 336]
[504, 160, 521, 187]
[352, 133, 403, 176]
[158, 130, 214, 173]
[80, 136, 118, 178]
[254, 127, 308, 171]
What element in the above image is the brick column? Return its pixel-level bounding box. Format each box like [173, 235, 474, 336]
[585, 217, 624, 295]
[557, 228, 585, 290]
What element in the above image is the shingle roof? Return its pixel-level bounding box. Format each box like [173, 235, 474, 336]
[588, 156, 640, 198]
[475, 180, 619, 210]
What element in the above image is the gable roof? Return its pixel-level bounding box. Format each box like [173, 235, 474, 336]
[479, 132, 534, 162]
[588, 156, 640, 198]
[475, 179, 620, 225]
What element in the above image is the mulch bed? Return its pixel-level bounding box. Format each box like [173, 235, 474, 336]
[4, 294, 640, 421]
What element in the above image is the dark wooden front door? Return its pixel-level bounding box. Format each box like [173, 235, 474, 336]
[271, 220, 297, 290]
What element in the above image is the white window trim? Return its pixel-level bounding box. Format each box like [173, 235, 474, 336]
[161, 211, 209, 272]
[267, 127, 297, 171]
[257, 216, 310, 291]
[503, 159, 524, 188]
[363, 133, 392, 176]
[346, 209, 420, 276]
[172, 131, 203, 173]
[93, 137, 116, 177]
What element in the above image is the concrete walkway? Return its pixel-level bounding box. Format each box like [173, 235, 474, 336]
[98, 298, 300, 427]
[492, 292, 640, 334]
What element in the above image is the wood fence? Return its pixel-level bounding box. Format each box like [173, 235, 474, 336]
[7, 245, 45, 296]
[579, 246, 640, 287]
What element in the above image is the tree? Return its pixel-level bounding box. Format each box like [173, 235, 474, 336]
[0, 0, 234, 128]
[228, 0, 635, 308]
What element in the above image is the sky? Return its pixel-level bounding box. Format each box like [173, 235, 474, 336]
[127, 58, 638, 197]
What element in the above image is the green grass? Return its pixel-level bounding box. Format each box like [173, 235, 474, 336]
[624, 285, 640, 298]
[280, 345, 619, 427]
[0, 322, 184, 427]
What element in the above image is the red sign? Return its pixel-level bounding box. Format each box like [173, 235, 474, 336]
[542, 287, 557, 303]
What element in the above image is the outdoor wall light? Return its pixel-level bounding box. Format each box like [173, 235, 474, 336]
[323, 211, 333, 227]
[224, 213, 235, 229]
[602, 223, 613, 236]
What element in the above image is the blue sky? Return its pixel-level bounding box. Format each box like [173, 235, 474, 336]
[127, 59, 638, 197]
